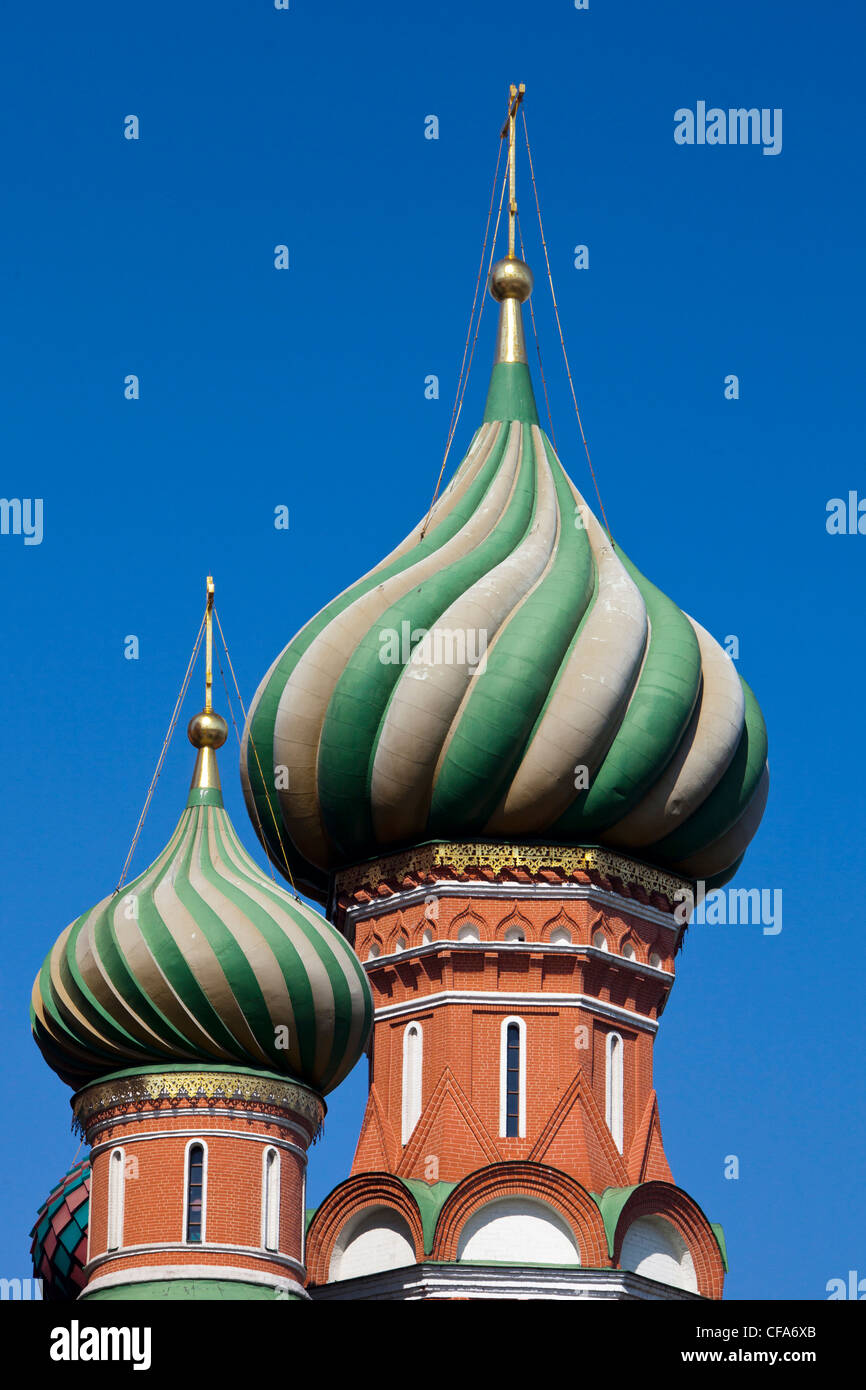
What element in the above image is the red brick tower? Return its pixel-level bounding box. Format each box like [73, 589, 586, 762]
[304, 846, 727, 1299]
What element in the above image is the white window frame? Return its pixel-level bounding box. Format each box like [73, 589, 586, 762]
[499, 1015, 527, 1139]
[261, 1145, 281, 1252]
[182, 1138, 208, 1244]
[401, 1022, 423, 1145]
[605, 1031, 624, 1153]
[107, 1146, 125, 1252]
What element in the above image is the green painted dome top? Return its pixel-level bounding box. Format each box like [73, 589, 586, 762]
[32, 713, 373, 1094]
[241, 267, 768, 901]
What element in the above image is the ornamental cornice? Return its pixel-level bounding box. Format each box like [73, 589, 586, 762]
[72, 1070, 325, 1138]
[334, 842, 689, 908]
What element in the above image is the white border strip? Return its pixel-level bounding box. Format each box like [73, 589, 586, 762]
[370, 989, 658, 1034]
[87, 1243, 304, 1277]
[90, 1129, 307, 1163]
[86, 1107, 312, 1147]
[366, 940, 674, 980]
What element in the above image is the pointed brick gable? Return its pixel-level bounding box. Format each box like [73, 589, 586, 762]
[351, 1084, 400, 1174]
[627, 1089, 674, 1184]
[529, 1067, 629, 1190]
[396, 1067, 501, 1181]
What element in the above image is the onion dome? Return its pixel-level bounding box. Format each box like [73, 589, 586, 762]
[30, 1158, 90, 1300]
[242, 246, 768, 899]
[32, 680, 373, 1095]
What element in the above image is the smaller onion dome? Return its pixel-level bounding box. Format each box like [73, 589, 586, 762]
[31, 684, 372, 1096]
[30, 1158, 90, 1300]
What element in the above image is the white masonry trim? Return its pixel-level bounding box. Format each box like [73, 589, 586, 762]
[89, 1128, 307, 1164]
[86, 1107, 312, 1148]
[309, 1261, 702, 1301]
[86, 1242, 305, 1277]
[81, 1264, 309, 1300]
[344, 879, 680, 934]
[370, 989, 659, 1035]
[365, 938, 674, 980]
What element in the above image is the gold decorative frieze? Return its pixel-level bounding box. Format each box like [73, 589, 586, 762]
[334, 842, 689, 905]
[72, 1070, 325, 1137]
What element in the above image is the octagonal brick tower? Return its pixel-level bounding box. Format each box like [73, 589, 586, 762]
[241, 89, 765, 1300]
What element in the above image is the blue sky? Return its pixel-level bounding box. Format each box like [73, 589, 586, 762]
[1, 1, 864, 1300]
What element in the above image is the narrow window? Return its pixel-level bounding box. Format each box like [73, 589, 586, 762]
[499, 1017, 527, 1138]
[107, 1147, 125, 1251]
[402, 1023, 423, 1144]
[185, 1142, 206, 1244]
[262, 1147, 281, 1252]
[605, 1032, 624, 1153]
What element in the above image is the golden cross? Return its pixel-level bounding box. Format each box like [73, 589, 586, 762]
[501, 83, 525, 258]
[205, 575, 215, 713]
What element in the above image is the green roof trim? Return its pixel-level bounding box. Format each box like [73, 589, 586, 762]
[710, 1222, 729, 1273]
[186, 786, 224, 808]
[399, 1178, 458, 1254]
[81, 1279, 298, 1301]
[592, 1185, 641, 1258]
[482, 361, 540, 425]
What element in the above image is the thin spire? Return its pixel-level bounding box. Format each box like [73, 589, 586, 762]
[188, 575, 228, 804]
[205, 574, 214, 714]
[501, 83, 525, 258]
[489, 83, 533, 367]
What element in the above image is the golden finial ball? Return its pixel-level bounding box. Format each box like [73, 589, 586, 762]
[489, 256, 534, 303]
[188, 710, 228, 749]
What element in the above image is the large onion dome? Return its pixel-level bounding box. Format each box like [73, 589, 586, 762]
[32, 703, 372, 1094]
[30, 1158, 90, 1300]
[241, 254, 768, 900]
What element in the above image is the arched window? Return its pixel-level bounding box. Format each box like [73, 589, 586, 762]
[592, 929, 608, 951]
[184, 1141, 207, 1244]
[622, 941, 636, 960]
[402, 1023, 423, 1144]
[503, 924, 526, 943]
[457, 922, 480, 942]
[550, 926, 572, 945]
[367, 942, 380, 960]
[499, 1016, 527, 1139]
[262, 1147, 281, 1252]
[649, 951, 662, 970]
[394, 936, 407, 953]
[605, 1032, 624, 1153]
[107, 1147, 125, 1252]
[422, 927, 434, 946]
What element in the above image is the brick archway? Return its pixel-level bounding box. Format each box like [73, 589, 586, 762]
[305, 1173, 424, 1286]
[431, 1161, 609, 1267]
[612, 1182, 725, 1299]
